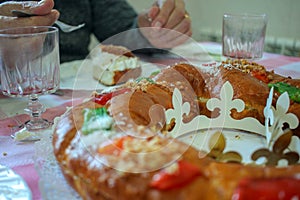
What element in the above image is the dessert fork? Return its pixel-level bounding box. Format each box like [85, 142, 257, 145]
[11, 10, 85, 33]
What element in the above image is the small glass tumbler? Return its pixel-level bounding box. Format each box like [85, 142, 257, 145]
[222, 13, 268, 60]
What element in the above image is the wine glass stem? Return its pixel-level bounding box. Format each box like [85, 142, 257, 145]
[25, 94, 50, 130]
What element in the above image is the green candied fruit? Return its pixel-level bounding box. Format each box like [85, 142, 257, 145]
[135, 76, 155, 84]
[81, 107, 113, 135]
[150, 70, 161, 76]
[268, 82, 300, 103]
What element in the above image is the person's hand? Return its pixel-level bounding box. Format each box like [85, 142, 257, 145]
[138, 0, 192, 49]
[0, 0, 59, 29]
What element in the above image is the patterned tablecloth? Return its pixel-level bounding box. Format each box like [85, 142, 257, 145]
[0, 42, 299, 200]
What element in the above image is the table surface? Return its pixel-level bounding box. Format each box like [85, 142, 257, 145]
[0, 41, 300, 200]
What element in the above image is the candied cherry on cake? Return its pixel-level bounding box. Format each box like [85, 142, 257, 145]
[232, 176, 300, 200]
[150, 160, 202, 190]
[97, 136, 132, 156]
[93, 88, 131, 105]
[251, 70, 270, 83]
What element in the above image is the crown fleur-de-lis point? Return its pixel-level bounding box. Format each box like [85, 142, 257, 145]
[207, 81, 245, 118]
[252, 130, 299, 166]
[266, 91, 299, 147]
[166, 88, 188, 122]
[264, 87, 275, 148]
[207, 131, 242, 163]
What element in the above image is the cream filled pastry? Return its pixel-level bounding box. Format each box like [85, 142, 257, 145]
[92, 44, 141, 86]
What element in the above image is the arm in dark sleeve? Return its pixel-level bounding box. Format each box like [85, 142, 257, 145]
[90, 0, 137, 41]
[90, 0, 162, 53]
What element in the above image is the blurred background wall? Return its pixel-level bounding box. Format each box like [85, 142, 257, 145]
[127, 0, 300, 56]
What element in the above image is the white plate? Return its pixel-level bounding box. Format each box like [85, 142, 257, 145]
[0, 164, 32, 200]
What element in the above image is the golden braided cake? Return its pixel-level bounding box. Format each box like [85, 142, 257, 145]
[53, 61, 300, 200]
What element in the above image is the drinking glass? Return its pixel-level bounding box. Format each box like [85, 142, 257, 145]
[0, 26, 60, 131]
[222, 13, 267, 60]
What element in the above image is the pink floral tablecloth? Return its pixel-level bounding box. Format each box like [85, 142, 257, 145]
[0, 42, 299, 199]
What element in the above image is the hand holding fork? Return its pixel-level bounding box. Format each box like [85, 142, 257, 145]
[11, 10, 85, 33]
[0, 0, 84, 33]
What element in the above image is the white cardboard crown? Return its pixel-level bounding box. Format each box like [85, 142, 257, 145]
[165, 81, 300, 164]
